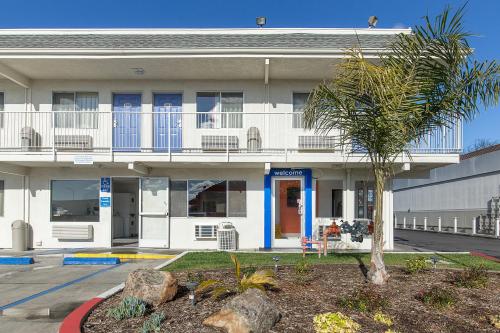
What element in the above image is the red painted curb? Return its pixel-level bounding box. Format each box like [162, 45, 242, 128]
[470, 251, 500, 263]
[59, 297, 104, 333]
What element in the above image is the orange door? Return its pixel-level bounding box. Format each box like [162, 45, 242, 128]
[279, 180, 301, 236]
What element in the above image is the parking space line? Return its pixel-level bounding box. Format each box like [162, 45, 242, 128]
[0, 263, 124, 312]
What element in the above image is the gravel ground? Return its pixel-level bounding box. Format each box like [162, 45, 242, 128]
[83, 264, 500, 333]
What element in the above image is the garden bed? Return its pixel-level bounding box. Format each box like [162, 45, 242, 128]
[83, 261, 500, 333]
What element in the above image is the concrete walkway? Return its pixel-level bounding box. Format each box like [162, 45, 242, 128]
[0, 249, 177, 333]
[394, 229, 500, 258]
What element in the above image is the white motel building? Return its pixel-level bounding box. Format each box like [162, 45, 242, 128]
[0, 27, 461, 250]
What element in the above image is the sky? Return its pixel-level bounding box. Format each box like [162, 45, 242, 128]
[2, 0, 499, 149]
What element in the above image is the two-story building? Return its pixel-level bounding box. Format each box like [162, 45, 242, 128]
[0, 28, 461, 250]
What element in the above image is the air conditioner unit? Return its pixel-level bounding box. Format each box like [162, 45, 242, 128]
[194, 224, 217, 239]
[298, 136, 335, 150]
[54, 135, 93, 150]
[201, 135, 239, 151]
[217, 222, 236, 251]
[52, 225, 93, 240]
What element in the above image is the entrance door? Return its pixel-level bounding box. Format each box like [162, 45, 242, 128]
[153, 93, 182, 152]
[273, 179, 303, 246]
[113, 94, 141, 151]
[139, 177, 169, 248]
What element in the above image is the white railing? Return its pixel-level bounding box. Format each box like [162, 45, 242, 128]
[0, 111, 462, 156]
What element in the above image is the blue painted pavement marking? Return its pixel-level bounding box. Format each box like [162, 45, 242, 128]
[63, 257, 120, 265]
[0, 263, 124, 312]
[0, 257, 34, 265]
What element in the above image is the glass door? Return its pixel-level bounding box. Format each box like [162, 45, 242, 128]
[272, 178, 304, 247]
[139, 177, 169, 248]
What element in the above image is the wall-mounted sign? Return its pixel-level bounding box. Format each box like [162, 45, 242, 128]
[100, 197, 111, 208]
[100, 177, 111, 193]
[74, 155, 93, 165]
[270, 168, 306, 177]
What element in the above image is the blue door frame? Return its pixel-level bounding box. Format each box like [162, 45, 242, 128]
[153, 93, 182, 152]
[113, 94, 141, 152]
[264, 168, 312, 248]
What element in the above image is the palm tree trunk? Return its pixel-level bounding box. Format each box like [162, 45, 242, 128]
[368, 167, 389, 285]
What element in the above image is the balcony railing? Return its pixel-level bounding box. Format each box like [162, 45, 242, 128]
[0, 110, 462, 156]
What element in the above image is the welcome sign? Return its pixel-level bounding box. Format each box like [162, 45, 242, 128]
[270, 168, 307, 177]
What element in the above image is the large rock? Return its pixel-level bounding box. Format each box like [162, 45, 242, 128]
[203, 288, 280, 333]
[122, 269, 177, 306]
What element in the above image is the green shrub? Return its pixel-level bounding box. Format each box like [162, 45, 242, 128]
[417, 286, 457, 309]
[451, 264, 489, 288]
[141, 312, 165, 333]
[107, 296, 147, 320]
[293, 259, 313, 285]
[196, 254, 277, 300]
[313, 312, 360, 333]
[373, 312, 393, 326]
[186, 271, 205, 284]
[337, 287, 388, 313]
[405, 256, 428, 274]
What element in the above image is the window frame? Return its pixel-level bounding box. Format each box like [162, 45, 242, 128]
[49, 178, 101, 222]
[170, 179, 247, 218]
[195, 91, 244, 129]
[52, 91, 99, 129]
[0, 179, 4, 217]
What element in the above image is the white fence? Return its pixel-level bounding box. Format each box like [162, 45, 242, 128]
[0, 111, 462, 155]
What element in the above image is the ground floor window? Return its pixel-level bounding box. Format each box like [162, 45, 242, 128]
[170, 179, 247, 217]
[51, 180, 100, 222]
[316, 180, 343, 218]
[355, 181, 375, 219]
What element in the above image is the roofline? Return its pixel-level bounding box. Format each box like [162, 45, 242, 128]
[0, 27, 412, 35]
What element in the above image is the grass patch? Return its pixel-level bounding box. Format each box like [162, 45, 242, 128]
[164, 252, 500, 272]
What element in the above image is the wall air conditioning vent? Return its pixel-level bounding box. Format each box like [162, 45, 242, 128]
[298, 136, 335, 150]
[194, 225, 218, 239]
[201, 135, 239, 151]
[55, 135, 93, 150]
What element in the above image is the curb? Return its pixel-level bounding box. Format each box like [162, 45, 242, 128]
[63, 257, 121, 265]
[0, 257, 34, 265]
[58, 251, 188, 333]
[470, 251, 500, 263]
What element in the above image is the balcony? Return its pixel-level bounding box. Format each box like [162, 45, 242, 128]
[0, 110, 462, 163]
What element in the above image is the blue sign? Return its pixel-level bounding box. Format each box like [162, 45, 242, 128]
[270, 168, 305, 177]
[100, 197, 111, 208]
[101, 177, 111, 193]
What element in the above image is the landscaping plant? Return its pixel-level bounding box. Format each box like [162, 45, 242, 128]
[106, 296, 147, 320]
[196, 253, 277, 299]
[303, 5, 500, 285]
[405, 256, 428, 274]
[488, 314, 500, 329]
[417, 286, 457, 309]
[293, 259, 314, 285]
[337, 287, 388, 313]
[313, 312, 360, 333]
[141, 312, 165, 333]
[373, 312, 393, 327]
[451, 264, 489, 288]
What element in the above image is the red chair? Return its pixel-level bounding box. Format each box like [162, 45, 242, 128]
[301, 236, 322, 258]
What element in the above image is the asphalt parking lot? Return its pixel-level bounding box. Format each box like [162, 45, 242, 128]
[0, 251, 174, 333]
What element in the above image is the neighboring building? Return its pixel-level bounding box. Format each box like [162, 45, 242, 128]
[0, 27, 460, 250]
[394, 145, 500, 236]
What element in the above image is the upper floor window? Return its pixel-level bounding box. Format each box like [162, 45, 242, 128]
[53, 92, 98, 129]
[196, 92, 243, 129]
[292, 92, 309, 128]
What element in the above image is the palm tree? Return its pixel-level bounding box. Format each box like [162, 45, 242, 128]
[303, 6, 500, 285]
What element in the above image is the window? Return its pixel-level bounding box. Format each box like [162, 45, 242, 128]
[0, 180, 4, 216]
[355, 181, 375, 219]
[51, 180, 100, 222]
[170, 181, 187, 217]
[228, 180, 247, 217]
[196, 92, 243, 128]
[292, 92, 309, 128]
[170, 179, 247, 217]
[53, 92, 98, 128]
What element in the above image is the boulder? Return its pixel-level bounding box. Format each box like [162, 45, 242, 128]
[203, 288, 280, 333]
[122, 269, 177, 306]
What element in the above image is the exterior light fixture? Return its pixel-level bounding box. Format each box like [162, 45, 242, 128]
[368, 16, 378, 28]
[256, 17, 267, 28]
[131, 67, 145, 75]
[430, 256, 439, 270]
[186, 281, 199, 306]
[272, 256, 280, 274]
